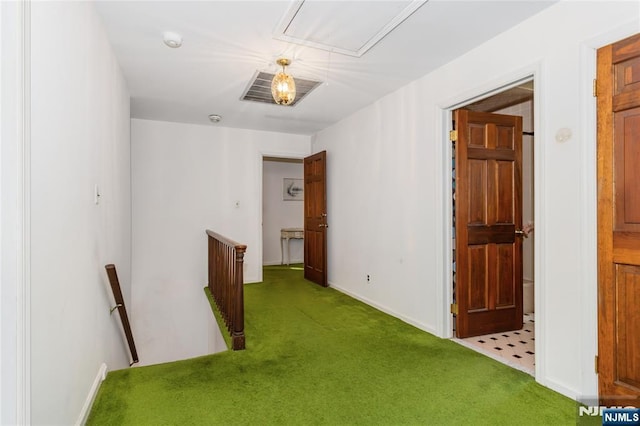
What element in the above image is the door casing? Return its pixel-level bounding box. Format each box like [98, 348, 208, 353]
[258, 151, 306, 283]
[438, 72, 542, 377]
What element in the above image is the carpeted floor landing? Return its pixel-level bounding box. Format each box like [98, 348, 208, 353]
[87, 265, 576, 425]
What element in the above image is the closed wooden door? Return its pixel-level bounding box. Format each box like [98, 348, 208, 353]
[454, 109, 524, 338]
[304, 151, 328, 287]
[597, 32, 640, 407]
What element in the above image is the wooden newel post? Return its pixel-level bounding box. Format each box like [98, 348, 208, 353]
[208, 237, 213, 296]
[232, 245, 247, 350]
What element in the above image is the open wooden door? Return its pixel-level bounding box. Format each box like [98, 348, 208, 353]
[454, 109, 523, 338]
[596, 33, 640, 407]
[304, 151, 328, 287]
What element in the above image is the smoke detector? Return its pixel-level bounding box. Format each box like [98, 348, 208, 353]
[208, 114, 222, 123]
[163, 31, 183, 48]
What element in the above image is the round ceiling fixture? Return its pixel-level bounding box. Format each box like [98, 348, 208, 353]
[208, 114, 222, 123]
[163, 31, 183, 48]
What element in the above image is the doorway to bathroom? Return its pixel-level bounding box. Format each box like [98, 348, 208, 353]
[451, 80, 536, 375]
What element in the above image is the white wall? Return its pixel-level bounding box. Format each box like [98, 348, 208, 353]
[131, 119, 309, 365]
[311, 1, 639, 401]
[263, 160, 304, 265]
[29, 2, 132, 424]
[495, 100, 534, 282]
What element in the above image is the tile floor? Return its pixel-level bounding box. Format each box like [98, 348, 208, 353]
[456, 313, 535, 375]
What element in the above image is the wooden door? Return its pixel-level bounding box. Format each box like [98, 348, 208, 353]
[304, 151, 328, 287]
[597, 32, 640, 407]
[454, 109, 523, 338]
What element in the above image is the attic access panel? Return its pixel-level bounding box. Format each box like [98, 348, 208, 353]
[241, 71, 321, 107]
[274, 0, 428, 57]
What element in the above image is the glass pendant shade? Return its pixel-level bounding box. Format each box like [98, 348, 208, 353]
[271, 59, 296, 105]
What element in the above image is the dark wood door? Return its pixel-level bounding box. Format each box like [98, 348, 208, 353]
[597, 32, 640, 407]
[454, 109, 523, 338]
[304, 151, 328, 287]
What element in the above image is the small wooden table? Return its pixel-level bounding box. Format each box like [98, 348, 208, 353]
[281, 228, 304, 265]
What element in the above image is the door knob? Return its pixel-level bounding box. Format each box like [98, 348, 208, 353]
[318, 224, 329, 228]
[515, 229, 527, 238]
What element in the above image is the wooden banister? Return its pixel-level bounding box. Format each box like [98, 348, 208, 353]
[206, 230, 246, 350]
[105, 264, 139, 365]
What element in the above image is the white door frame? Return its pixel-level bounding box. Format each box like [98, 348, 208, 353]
[436, 64, 546, 381]
[256, 150, 307, 283]
[1, 1, 31, 424]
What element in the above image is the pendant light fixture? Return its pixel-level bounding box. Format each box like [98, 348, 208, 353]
[271, 58, 296, 105]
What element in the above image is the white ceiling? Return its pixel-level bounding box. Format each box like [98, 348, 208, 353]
[94, 0, 555, 136]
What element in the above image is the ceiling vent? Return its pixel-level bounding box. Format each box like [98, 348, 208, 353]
[241, 71, 321, 107]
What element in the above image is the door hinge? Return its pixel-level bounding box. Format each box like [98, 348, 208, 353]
[449, 130, 457, 142]
[593, 79, 598, 97]
[595, 355, 599, 374]
[450, 303, 458, 315]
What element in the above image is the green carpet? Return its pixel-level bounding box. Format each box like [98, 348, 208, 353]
[87, 265, 577, 425]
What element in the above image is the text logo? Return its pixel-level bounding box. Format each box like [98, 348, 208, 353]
[602, 408, 640, 425]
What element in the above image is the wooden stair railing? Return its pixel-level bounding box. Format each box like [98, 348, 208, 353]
[105, 264, 139, 365]
[206, 230, 246, 350]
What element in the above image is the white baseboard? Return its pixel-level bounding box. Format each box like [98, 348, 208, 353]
[328, 281, 438, 336]
[537, 375, 580, 401]
[75, 363, 107, 426]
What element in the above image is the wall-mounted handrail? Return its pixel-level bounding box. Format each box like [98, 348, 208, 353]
[206, 230, 246, 350]
[105, 264, 139, 365]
